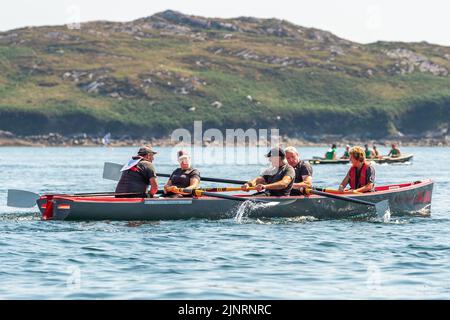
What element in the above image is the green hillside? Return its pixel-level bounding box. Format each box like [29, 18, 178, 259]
[0, 10, 449, 138]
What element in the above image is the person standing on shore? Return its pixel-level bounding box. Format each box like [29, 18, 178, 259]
[115, 146, 158, 198]
[285, 146, 313, 196]
[338, 146, 376, 193]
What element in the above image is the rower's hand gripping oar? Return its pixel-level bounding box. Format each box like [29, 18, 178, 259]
[306, 188, 390, 218]
[103, 162, 247, 184]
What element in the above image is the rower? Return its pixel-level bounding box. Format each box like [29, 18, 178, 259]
[242, 147, 295, 196]
[364, 144, 374, 159]
[373, 145, 381, 159]
[115, 146, 158, 198]
[164, 150, 201, 198]
[285, 146, 313, 196]
[338, 146, 376, 193]
[387, 143, 401, 158]
[324, 144, 337, 160]
[340, 144, 351, 159]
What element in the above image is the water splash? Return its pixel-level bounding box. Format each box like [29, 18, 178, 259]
[234, 200, 277, 224]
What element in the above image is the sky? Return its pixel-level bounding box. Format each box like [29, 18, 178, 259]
[1, 0, 449, 46]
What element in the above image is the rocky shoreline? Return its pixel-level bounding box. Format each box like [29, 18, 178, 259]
[0, 130, 449, 147]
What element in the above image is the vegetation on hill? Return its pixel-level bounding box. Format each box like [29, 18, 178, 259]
[0, 10, 449, 139]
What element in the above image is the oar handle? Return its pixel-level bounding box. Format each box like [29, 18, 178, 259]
[313, 187, 361, 194]
[158, 173, 247, 184]
[171, 186, 256, 196]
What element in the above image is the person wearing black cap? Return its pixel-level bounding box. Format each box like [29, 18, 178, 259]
[115, 146, 158, 198]
[164, 150, 201, 198]
[242, 147, 295, 196]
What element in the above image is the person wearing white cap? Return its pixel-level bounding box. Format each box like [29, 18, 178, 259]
[340, 145, 351, 159]
[164, 150, 201, 197]
[115, 146, 158, 197]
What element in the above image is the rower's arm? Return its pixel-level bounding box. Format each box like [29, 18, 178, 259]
[185, 177, 200, 190]
[265, 176, 293, 190]
[163, 179, 172, 193]
[149, 177, 158, 197]
[354, 183, 374, 193]
[293, 175, 312, 189]
[247, 177, 266, 186]
[242, 177, 265, 191]
[339, 174, 350, 191]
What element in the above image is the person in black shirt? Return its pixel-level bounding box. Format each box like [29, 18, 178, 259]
[115, 146, 158, 197]
[285, 146, 313, 196]
[242, 147, 295, 197]
[164, 150, 200, 197]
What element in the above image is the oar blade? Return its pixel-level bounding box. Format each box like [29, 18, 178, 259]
[7, 189, 40, 208]
[375, 200, 390, 220]
[102, 162, 123, 181]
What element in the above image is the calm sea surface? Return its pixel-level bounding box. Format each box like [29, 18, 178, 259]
[0, 146, 449, 299]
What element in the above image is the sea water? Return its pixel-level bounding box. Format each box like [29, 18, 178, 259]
[0, 146, 449, 299]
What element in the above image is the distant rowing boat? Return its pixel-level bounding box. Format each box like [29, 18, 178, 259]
[35, 179, 432, 221]
[307, 154, 413, 165]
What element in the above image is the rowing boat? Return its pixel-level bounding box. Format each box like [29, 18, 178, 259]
[307, 154, 413, 165]
[35, 180, 433, 221]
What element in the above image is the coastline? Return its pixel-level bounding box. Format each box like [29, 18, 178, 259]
[1, 132, 449, 147]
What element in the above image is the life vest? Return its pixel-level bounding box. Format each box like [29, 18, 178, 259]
[349, 162, 369, 190]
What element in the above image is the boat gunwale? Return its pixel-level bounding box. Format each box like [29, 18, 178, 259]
[43, 179, 433, 204]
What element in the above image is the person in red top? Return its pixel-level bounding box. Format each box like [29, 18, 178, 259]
[338, 146, 376, 193]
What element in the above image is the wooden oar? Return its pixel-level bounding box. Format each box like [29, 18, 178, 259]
[103, 162, 248, 184]
[168, 187, 297, 206]
[6, 189, 163, 208]
[313, 187, 361, 195]
[192, 191, 280, 205]
[173, 186, 255, 194]
[306, 188, 389, 218]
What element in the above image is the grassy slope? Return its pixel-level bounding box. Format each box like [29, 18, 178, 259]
[0, 12, 449, 138]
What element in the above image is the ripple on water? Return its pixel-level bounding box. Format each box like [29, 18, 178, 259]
[1, 146, 450, 299]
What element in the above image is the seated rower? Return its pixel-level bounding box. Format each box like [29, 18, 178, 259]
[324, 144, 337, 160]
[164, 150, 200, 198]
[338, 146, 375, 193]
[115, 146, 158, 198]
[242, 147, 295, 196]
[387, 143, 401, 158]
[285, 146, 313, 196]
[340, 145, 351, 159]
[372, 145, 381, 159]
[364, 144, 374, 159]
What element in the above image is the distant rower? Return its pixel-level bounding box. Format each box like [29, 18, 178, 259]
[340, 145, 351, 159]
[339, 146, 376, 193]
[388, 143, 401, 158]
[242, 147, 295, 196]
[325, 144, 337, 160]
[364, 144, 374, 159]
